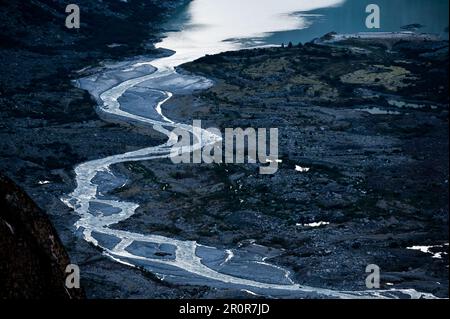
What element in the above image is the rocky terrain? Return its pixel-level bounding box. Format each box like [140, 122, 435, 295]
[109, 34, 449, 297]
[0, 1, 448, 299]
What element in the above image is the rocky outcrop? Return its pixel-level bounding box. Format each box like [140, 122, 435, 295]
[0, 173, 84, 299]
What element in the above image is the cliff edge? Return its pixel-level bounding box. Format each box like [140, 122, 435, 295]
[0, 173, 84, 299]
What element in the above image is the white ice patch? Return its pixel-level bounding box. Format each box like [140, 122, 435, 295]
[407, 244, 449, 259]
[295, 165, 310, 173]
[266, 159, 283, 163]
[297, 221, 330, 228]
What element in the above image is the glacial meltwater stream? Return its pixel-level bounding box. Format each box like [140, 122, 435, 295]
[62, 0, 447, 298]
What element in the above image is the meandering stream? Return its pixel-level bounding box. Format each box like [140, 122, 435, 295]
[62, 0, 445, 298]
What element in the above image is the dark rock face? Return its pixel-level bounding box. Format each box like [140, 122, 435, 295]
[0, 174, 84, 299]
